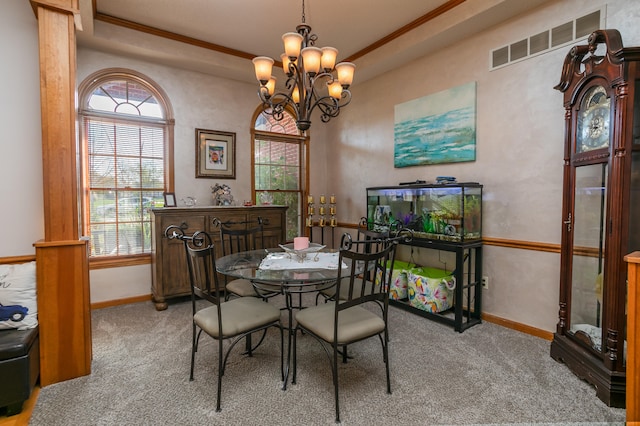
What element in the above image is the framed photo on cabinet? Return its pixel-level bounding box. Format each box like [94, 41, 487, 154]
[195, 128, 236, 179]
[163, 192, 176, 207]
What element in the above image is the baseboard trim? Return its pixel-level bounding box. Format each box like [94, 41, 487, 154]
[91, 294, 152, 310]
[482, 312, 553, 341]
[90, 295, 553, 341]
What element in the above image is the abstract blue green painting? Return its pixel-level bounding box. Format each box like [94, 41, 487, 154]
[394, 81, 476, 167]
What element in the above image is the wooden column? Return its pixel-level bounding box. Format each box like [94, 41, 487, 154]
[31, 0, 79, 241]
[625, 251, 640, 423]
[30, 0, 92, 386]
[35, 240, 91, 386]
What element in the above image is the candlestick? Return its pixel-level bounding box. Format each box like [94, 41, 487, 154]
[330, 194, 336, 204]
[320, 195, 326, 204]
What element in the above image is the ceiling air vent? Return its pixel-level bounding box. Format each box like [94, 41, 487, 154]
[490, 9, 603, 70]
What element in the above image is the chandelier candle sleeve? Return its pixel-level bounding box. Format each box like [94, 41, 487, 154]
[294, 236, 310, 250]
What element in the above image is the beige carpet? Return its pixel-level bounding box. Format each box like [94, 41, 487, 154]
[29, 296, 626, 425]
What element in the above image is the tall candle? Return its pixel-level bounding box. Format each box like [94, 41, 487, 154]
[294, 236, 309, 250]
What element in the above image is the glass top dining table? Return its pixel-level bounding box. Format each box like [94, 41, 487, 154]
[215, 248, 347, 291]
[216, 247, 352, 389]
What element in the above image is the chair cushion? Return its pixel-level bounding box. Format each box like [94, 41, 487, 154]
[227, 278, 280, 298]
[226, 278, 258, 297]
[295, 302, 385, 344]
[194, 297, 280, 338]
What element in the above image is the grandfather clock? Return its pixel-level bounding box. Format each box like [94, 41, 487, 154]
[551, 29, 640, 407]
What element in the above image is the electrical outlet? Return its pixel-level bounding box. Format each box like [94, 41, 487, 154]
[481, 276, 489, 289]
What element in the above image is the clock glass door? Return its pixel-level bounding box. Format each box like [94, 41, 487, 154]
[569, 162, 607, 353]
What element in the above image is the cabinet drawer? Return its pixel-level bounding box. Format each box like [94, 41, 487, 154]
[207, 213, 248, 232]
[250, 212, 282, 230]
[161, 215, 206, 236]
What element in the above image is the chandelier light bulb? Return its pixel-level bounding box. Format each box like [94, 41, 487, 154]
[252, 56, 274, 84]
[292, 85, 300, 104]
[328, 80, 343, 100]
[280, 53, 293, 75]
[301, 47, 322, 75]
[335, 62, 356, 87]
[282, 32, 303, 59]
[321, 47, 338, 71]
[265, 76, 277, 97]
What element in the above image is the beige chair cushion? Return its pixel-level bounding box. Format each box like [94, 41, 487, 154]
[295, 302, 385, 344]
[194, 297, 280, 338]
[226, 278, 280, 298]
[226, 278, 258, 297]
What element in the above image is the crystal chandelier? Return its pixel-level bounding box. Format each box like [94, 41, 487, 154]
[251, 0, 355, 131]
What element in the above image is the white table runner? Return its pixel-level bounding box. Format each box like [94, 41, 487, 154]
[259, 252, 346, 270]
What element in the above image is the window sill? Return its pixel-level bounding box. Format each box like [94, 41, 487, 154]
[90, 254, 151, 270]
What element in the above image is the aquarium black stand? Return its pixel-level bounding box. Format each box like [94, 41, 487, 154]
[390, 239, 483, 332]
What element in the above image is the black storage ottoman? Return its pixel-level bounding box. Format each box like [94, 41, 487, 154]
[0, 326, 39, 416]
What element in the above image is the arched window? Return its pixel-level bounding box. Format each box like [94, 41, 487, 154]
[78, 69, 174, 260]
[252, 109, 308, 241]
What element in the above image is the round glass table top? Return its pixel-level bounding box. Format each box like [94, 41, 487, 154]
[215, 248, 348, 286]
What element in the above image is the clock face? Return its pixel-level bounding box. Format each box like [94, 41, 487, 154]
[577, 85, 611, 153]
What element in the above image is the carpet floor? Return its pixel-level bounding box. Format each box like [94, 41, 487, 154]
[29, 296, 626, 425]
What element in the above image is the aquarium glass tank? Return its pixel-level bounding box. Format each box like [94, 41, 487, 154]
[366, 183, 482, 242]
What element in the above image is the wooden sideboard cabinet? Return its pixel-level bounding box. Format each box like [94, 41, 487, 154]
[150, 205, 288, 310]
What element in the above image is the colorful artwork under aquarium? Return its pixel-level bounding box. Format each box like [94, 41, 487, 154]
[394, 82, 477, 167]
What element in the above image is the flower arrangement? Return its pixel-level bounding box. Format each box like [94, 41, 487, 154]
[211, 183, 234, 206]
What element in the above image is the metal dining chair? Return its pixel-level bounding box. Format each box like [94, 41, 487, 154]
[168, 227, 284, 412]
[292, 241, 399, 423]
[316, 222, 390, 304]
[214, 217, 280, 300]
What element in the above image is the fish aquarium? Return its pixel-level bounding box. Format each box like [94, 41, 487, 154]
[366, 183, 482, 243]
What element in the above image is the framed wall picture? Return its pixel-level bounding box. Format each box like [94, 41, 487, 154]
[394, 81, 477, 167]
[163, 192, 177, 207]
[195, 128, 236, 179]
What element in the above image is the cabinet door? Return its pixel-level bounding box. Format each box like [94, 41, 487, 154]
[159, 214, 206, 298]
[251, 210, 285, 248]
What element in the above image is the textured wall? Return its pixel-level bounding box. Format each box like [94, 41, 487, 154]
[323, 0, 640, 331]
[0, 1, 44, 257]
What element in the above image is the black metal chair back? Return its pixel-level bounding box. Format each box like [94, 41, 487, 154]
[216, 217, 265, 256]
[335, 241, 398, 310]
